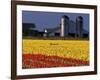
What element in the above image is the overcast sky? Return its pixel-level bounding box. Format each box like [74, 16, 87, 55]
[22, 11, 89, 32]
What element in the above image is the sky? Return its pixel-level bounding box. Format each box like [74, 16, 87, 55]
[22, 11, 89, 32]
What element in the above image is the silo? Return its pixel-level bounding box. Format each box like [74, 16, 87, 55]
[60, 15, 69, 37]
[76, 16, 83, 38]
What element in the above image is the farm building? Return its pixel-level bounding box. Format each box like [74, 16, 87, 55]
[22, 15, 89, 38]
[44, 15, 89, 38]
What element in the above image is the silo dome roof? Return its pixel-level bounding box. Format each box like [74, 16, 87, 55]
[62, 15, 69, 19]
[76, 16, 83, 21]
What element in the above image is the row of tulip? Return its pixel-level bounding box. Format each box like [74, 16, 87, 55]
[23, 39, 89, 61]
[22, 54, 89, 69]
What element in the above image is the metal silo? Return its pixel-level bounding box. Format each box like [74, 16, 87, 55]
[76, 16, 83, 38]
[61, 15, 69, 37]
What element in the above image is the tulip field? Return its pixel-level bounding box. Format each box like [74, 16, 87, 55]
[22, 39, 89, 69]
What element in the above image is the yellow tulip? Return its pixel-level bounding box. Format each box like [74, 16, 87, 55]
[23, 39, 89, 61]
